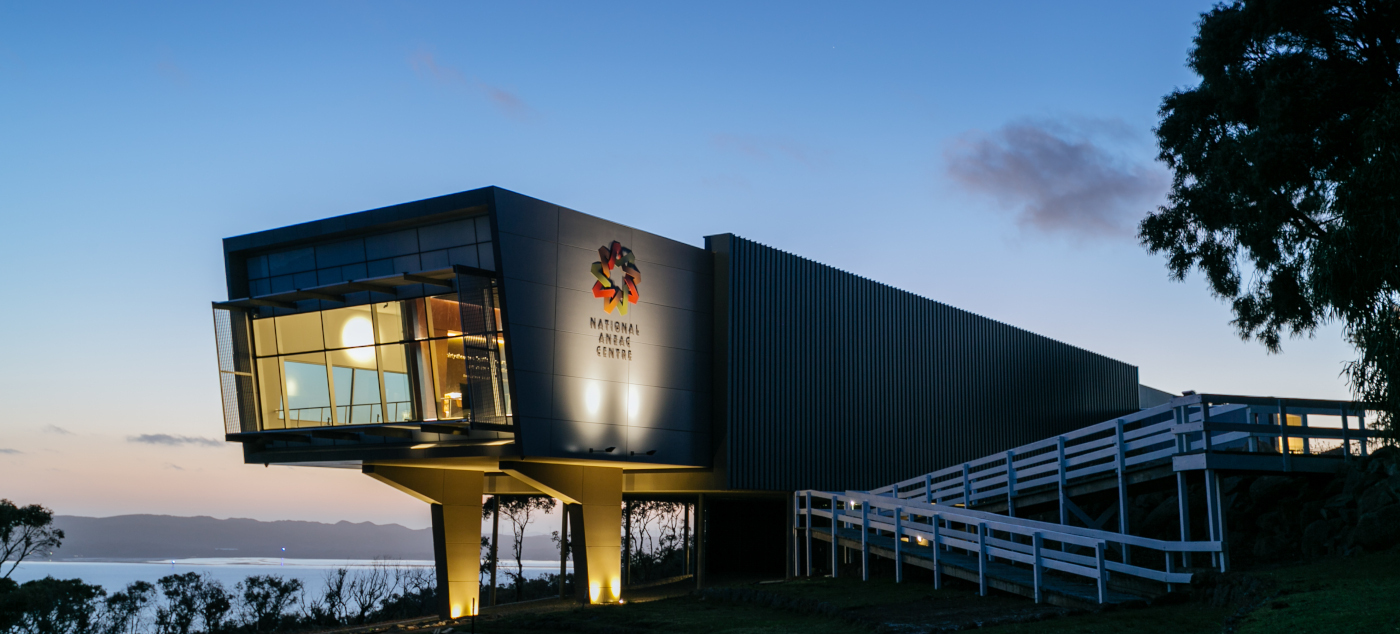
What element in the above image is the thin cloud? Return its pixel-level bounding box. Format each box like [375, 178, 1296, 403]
[165, 463, 186, 471]
[0, 448, 20, 455]
[712, 134, 823, 167]
[44, 424, 73, 435]
[409, 48, 533, 121]
[945, 118, 1167, 239]
[128, 434, 222, 448]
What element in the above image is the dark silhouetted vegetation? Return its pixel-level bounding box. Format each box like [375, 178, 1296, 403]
[0, 561, 435, 634]
[1145, 0, 1400, 436]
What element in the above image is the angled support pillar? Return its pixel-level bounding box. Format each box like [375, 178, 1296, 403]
[499, 461, 623, 604]
[364, 465, 482, 619]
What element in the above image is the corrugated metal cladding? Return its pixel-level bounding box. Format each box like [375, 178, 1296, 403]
[708, 234, 1140, 492]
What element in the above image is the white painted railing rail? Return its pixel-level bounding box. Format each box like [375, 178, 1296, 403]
[868, 395, 1377, 513]
[794, 490, 1223, 604]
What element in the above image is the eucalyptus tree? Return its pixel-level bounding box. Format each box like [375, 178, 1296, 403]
[1145, 0, 1400, 432]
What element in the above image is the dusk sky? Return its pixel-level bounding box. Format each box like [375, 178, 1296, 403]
[0, 1, 1358, 531]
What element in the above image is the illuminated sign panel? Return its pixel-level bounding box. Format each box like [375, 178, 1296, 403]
[492, 194, 711, 466]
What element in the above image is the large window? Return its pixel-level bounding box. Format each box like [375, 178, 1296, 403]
[245, 294, 510, 430]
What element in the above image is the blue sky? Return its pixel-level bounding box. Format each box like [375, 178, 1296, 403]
[0, 1, 1358, 529]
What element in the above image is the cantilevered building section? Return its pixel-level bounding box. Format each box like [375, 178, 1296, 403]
[211, 186, 1141, 617]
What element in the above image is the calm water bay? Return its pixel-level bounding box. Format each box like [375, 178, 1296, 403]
[8, 559, 571, 596]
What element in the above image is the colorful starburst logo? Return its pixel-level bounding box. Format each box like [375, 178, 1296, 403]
[591, 241, 640, 315]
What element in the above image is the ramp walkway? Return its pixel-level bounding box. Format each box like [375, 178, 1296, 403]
[795, 394, 1376, 606]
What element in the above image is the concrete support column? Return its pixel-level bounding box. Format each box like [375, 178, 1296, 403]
[364, 466, 483, 619]
[500, 462, 624, 604]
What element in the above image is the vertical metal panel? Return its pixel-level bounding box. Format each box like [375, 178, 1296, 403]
[714, 235, 1139, 492]
[213, 305, 258, 434]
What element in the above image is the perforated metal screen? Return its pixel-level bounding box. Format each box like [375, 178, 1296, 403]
[212, 306, 258, 434]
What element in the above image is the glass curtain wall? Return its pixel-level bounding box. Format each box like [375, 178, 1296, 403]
[245, 290, 510, 430]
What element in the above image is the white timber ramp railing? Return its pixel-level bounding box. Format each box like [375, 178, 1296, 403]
[795, 393, 1378, 605]
[795, 490, 1218, 606]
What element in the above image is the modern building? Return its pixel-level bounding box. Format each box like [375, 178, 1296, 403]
[212, 187, 1142, 617]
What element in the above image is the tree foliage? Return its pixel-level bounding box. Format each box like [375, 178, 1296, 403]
[1144, 0, 1400, 432]
[0, 500, 64, 580]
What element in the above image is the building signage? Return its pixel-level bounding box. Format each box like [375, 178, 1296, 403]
[591, 241, 640, 315]
[592, 317, 639, 360]
[591, 241, 642, 360]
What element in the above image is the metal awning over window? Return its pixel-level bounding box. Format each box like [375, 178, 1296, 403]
[215, 265, 492, 310]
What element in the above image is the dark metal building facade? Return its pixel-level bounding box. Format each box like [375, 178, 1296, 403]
[707, 234, 1141, 492]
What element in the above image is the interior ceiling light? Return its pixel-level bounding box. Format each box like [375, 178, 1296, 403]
[342, 317, 376, 362]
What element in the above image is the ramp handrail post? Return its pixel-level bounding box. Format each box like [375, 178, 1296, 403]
[1173, 405, 1187, 454]
[931, 513, 942, 589]
[1205, 469, 1220, 569]
[792, 491, 800, 578]
[1056, 436, 1068, 551]
[1176, 472, 1191, 569]
[831, 496, 840, 578]
[1032, 531, 1043, 604]
[1006, 450, 1017, 517]
[1359, 409, 1369, 457]
[1095, 541, 1107, 604]
[805, 492, 813, 577]
[1341, 406, 1351, 461]
[1301, 412, 1311, 455]
[894, 506, 904, 583]
[1201, 400, 1213, 453]
[924, 474, 933, 504]
[977, 522, 988, 597]
[1254, 408, 1265, 453]
[962, 464, 972, 508]
[1165, 549, 1175, 593]
[1115, 419, 1129, 565]
[860, 502, 870, 581]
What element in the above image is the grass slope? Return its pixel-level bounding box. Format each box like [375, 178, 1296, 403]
[466, 549, 1400, 634]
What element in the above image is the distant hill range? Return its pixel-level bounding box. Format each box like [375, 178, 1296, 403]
[50, 515, 564, 562]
